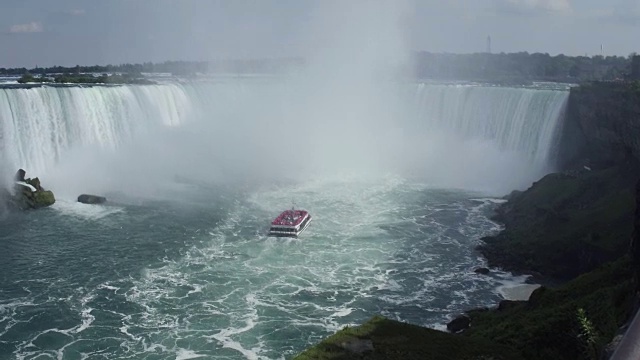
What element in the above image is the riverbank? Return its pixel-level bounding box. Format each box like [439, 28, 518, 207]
[293, 81, 640, 359]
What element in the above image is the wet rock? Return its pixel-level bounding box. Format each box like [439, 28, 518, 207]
[6, 170, 55, 210]
[78, 194, 107, 204]
[497, 300, 526, 311]
[474, 267, 490, 275]
[447, 315, 470, 333]
[14, 169, 25, 182]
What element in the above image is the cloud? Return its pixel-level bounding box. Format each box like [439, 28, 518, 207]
[495, 0, 571, 14]
[583, 3, 639, 26]
[9, 22, 43, 33]
[66, 9, 86, 16]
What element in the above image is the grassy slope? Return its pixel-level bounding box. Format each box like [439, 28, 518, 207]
[294, 258, 634, 360]
[464, 256, 634, 360]
[293, 316, 520, 360]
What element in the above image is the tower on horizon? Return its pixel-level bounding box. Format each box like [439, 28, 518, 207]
[486, 35, 492, 54]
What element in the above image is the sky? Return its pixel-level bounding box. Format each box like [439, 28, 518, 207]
[0, 0, 638, 68]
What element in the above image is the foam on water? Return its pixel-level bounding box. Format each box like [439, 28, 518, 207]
[51, 199, 124, 220]
[0, 79, 563, 359]
[0, 175, 539, 359]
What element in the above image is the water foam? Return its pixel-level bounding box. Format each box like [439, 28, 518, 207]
[0, 81, 568, 195]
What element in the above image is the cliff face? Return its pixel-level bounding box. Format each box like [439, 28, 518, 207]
[479, 82, 640, 281]
[557, 82, 640, 170]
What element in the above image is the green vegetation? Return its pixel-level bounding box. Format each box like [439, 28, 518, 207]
[17, 72, 155, 85]
[1, 58, 303, 77]
[416, 52, 634, 83]
[32, 190, 56, 208]
[1, 53, 635, 82]
[464, 257, 634, 360]
[576, 307, 600, 360]
[295, 258, 634, 360]
[478, 161, 640, 280]
[293, 316, 520, 360]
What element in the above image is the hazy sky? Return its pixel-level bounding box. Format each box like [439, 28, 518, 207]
[0, 0, 638, 68]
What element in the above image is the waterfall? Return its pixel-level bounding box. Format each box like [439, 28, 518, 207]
[0, 84, 195, 176]
[412, 84, 568, 166]
[0, 81, 569, 193]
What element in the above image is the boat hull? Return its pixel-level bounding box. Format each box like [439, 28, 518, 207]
[268, 216, 312, 238]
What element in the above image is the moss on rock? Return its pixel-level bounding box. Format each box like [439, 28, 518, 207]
[33, 190, 55, 208]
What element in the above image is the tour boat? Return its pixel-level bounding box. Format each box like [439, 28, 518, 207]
[268, 207, 312, 237]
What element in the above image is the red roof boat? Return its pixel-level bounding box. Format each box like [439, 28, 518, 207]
[268, 207, 312, 237]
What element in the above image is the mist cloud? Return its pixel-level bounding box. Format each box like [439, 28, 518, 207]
[495, 0, 571, 14]
[9, 22, 43, 33]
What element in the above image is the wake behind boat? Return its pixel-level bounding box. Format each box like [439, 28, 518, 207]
[268, 207, 312, 237]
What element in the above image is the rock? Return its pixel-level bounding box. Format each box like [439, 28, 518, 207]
[77, 194, 106, 204]
[446, 315, 470, 333]
[527, 286, 547, 306]
[14, 169, 25, 182]
[25, 177, 44, 191]
[478, 160, 640, 281]
[497, 300, 526, 311]
[33, 190, 55, 208]
[474, 267, 490, 275]
[4, 170, 55, 210]
[603, 334, 624, 359]
[338, 337, 374, 354]
[503, 189, 522, 201]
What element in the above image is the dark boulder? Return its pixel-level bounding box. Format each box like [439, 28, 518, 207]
[446, 315, 470, 333]
[25, 177, 44, 191]
[14, 169, 25, 182]
[7, 170, 55, 210]
[497, 300, 526, 311]
[78, 194, 106, 204]
[474, 267, 490, 275]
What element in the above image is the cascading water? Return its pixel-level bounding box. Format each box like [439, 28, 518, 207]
[413, 83, 567, 165]
[0, 80, 568, 192]
[404, 83, 568, 192]
[0, 84, 193, 176]
[0, 80, 569, 359]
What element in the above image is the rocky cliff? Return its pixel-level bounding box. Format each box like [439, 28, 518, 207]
[2, 169, 56, 210]
[557, 81, 640, 171]
[477, 81, 640, 281]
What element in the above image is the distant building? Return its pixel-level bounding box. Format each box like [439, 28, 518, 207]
[486, 36, 492, 54]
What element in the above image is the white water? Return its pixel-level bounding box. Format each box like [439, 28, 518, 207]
[0, 80, 571, 359]
[0, 80, 568, 195]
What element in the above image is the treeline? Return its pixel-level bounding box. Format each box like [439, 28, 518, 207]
[17, 72, 155, 85]
[0, 58, 304, 77]
[415, 52, 636, 83]
[1, 53, 637, 83]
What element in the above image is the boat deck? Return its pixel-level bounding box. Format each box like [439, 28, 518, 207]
[271, 210, 308, 227]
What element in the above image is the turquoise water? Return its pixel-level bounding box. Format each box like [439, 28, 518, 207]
[0, 79, 568, 359]
[0, 175, 517, 359]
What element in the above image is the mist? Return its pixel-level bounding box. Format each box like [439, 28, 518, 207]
[2, 0, 566, 200]
[37, 1, 417, 198]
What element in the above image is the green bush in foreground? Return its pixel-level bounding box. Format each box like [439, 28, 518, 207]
[464, 257, 634, 360]
[295, 257, 634, 360]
